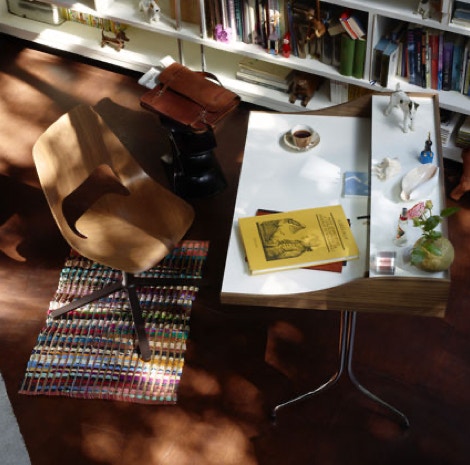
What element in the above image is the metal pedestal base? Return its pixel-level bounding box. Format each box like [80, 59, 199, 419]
[271, 311, 410, 428]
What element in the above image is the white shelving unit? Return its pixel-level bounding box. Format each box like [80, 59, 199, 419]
[1, 0, 469, 116]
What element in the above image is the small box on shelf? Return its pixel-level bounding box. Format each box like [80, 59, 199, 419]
[7, 0, 64, 25]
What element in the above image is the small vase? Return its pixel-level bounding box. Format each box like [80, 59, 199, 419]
[411, 236, 455, 272]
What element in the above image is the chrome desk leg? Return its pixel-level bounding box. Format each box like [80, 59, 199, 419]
[271, 311, 410, 428]
[346, 311, 410, 428]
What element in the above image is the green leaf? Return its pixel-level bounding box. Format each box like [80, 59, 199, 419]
[427, 230, 442, 240]
[424, 242, 443, 256]
[410, 248, 426, 265]
[423, 215, 440, 231]
[440, 207, 460, 218]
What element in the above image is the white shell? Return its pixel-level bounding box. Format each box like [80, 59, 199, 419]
[400, 165, 439, 201]
[373, 157, 402, 180]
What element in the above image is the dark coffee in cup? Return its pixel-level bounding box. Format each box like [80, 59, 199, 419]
[290, 125, 313, 148]
[293, 130, 312, 139]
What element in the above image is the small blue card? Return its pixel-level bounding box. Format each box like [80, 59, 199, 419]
[343, 171, 370, 197]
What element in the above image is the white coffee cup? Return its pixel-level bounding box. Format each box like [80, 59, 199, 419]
[290, 125, 314, 148]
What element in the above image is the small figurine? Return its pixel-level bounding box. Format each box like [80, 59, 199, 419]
[394, 207, 408, 247]
[288, 72, 320, 107]
[415, 0, 431, 20]
[101, 29, 129, 51]
[139, 0, 160, 23]
[384, 83, 419, 133]
[311, 0, 326, 38]
[419, 132, 434, 164]
[450, 147, 470, 201]
[282, 31, 291, 58]
[214, 24, 232, 43]
[267, 8, 280, 54]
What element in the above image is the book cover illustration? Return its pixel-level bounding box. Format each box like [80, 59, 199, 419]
[343, 171, 370, 197]
[239, 205, 359, 274]
[256, 209, 344, 273]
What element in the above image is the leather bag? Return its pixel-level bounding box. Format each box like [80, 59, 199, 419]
[140, 62, 240, 132]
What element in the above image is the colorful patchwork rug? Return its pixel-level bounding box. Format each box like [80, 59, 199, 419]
[19, 240, 208, 404]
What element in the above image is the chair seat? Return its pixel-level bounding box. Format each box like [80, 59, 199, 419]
[33, 104, 195, 274]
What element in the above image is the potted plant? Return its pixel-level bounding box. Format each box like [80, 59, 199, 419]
[407, 200, 459, 272]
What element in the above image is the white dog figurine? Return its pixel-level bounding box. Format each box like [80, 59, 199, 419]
[415, 0, 431, 20]
[384, 84, 419, 133]
[139, 0, 160, 23]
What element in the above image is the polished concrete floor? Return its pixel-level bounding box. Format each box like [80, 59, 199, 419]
[0, 34, 469, 465]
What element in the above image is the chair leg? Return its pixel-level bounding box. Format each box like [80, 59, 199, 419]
[123, 272, 152, 362]
[51, 271, 152, 362]
[50, 281, 123, 318]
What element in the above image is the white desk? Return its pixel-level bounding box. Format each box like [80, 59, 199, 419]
[220, 94, 449, 426]
[221, 94, 450, 317]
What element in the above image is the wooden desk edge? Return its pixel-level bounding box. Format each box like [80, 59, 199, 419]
[220, 276, 449, 318]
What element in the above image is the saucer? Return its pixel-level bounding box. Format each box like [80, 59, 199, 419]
[283, 130, 320, 152]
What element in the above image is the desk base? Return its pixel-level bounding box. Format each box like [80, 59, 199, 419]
[271, 311, 410, 429]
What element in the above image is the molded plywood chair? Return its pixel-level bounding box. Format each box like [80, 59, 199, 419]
[32, 105, 195, 361]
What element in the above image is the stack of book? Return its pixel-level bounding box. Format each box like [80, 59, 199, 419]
[440, 110, 462, 147]
[236, 57, 293, 92]
[451, 1, 470, 28]
[393, 25, 470, 94]
[329, 80, 373, 104]
[456, 115, 470, 148]
[371, 23, 406, 87]
[335, 11, 368, 79]
[238, 205, 359, 275]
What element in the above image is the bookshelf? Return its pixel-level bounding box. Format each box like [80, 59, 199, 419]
[0, 1, 469, 118]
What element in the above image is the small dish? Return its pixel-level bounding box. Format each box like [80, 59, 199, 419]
[283, 130, 320, 152]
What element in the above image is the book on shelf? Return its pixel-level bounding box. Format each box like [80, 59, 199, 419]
[451, 35, 465, 91]
[235, 71, 289, 91]
[372, 37, 392, 82]
[238, 57, 293, 84]
[339, 11, 366, 40]
[339, 33, 356, 76]
[379, 40, 400, 87]
[329, 79, 349, 104]
[242, 0, 257, 43]
[451, 1, 470, 27]
[352, 37, 367, 79]
[329, 80, 373, 104]
[238, 205, 359, 275]
[460, 37, 470, 94]
[429, 29, 440, 89]
[442, 33, 455, 91]
[456, 115, 470, 148]
[440, 110, 462, 146]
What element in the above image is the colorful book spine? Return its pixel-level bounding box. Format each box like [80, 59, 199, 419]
[451, 36, 464, 91]
[339, 33, 356, 76]
[352, 37, 366, 79]
[438, 31, 444, 90]
[407, 27, 417, 85]
[442, 35, 454, 91]
[430, 31, 439, 89]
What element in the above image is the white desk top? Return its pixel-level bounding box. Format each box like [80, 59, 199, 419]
[369, 94, 448, 279]
[221, 112, 371, 297]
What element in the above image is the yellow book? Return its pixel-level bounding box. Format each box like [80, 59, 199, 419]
[238, 205, 359, 275]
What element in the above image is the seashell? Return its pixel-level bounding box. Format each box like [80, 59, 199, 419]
[373, 157, 402, 180]
[400, 165, 439, 201]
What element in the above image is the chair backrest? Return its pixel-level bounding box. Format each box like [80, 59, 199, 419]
[32, 104, 195, 273]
